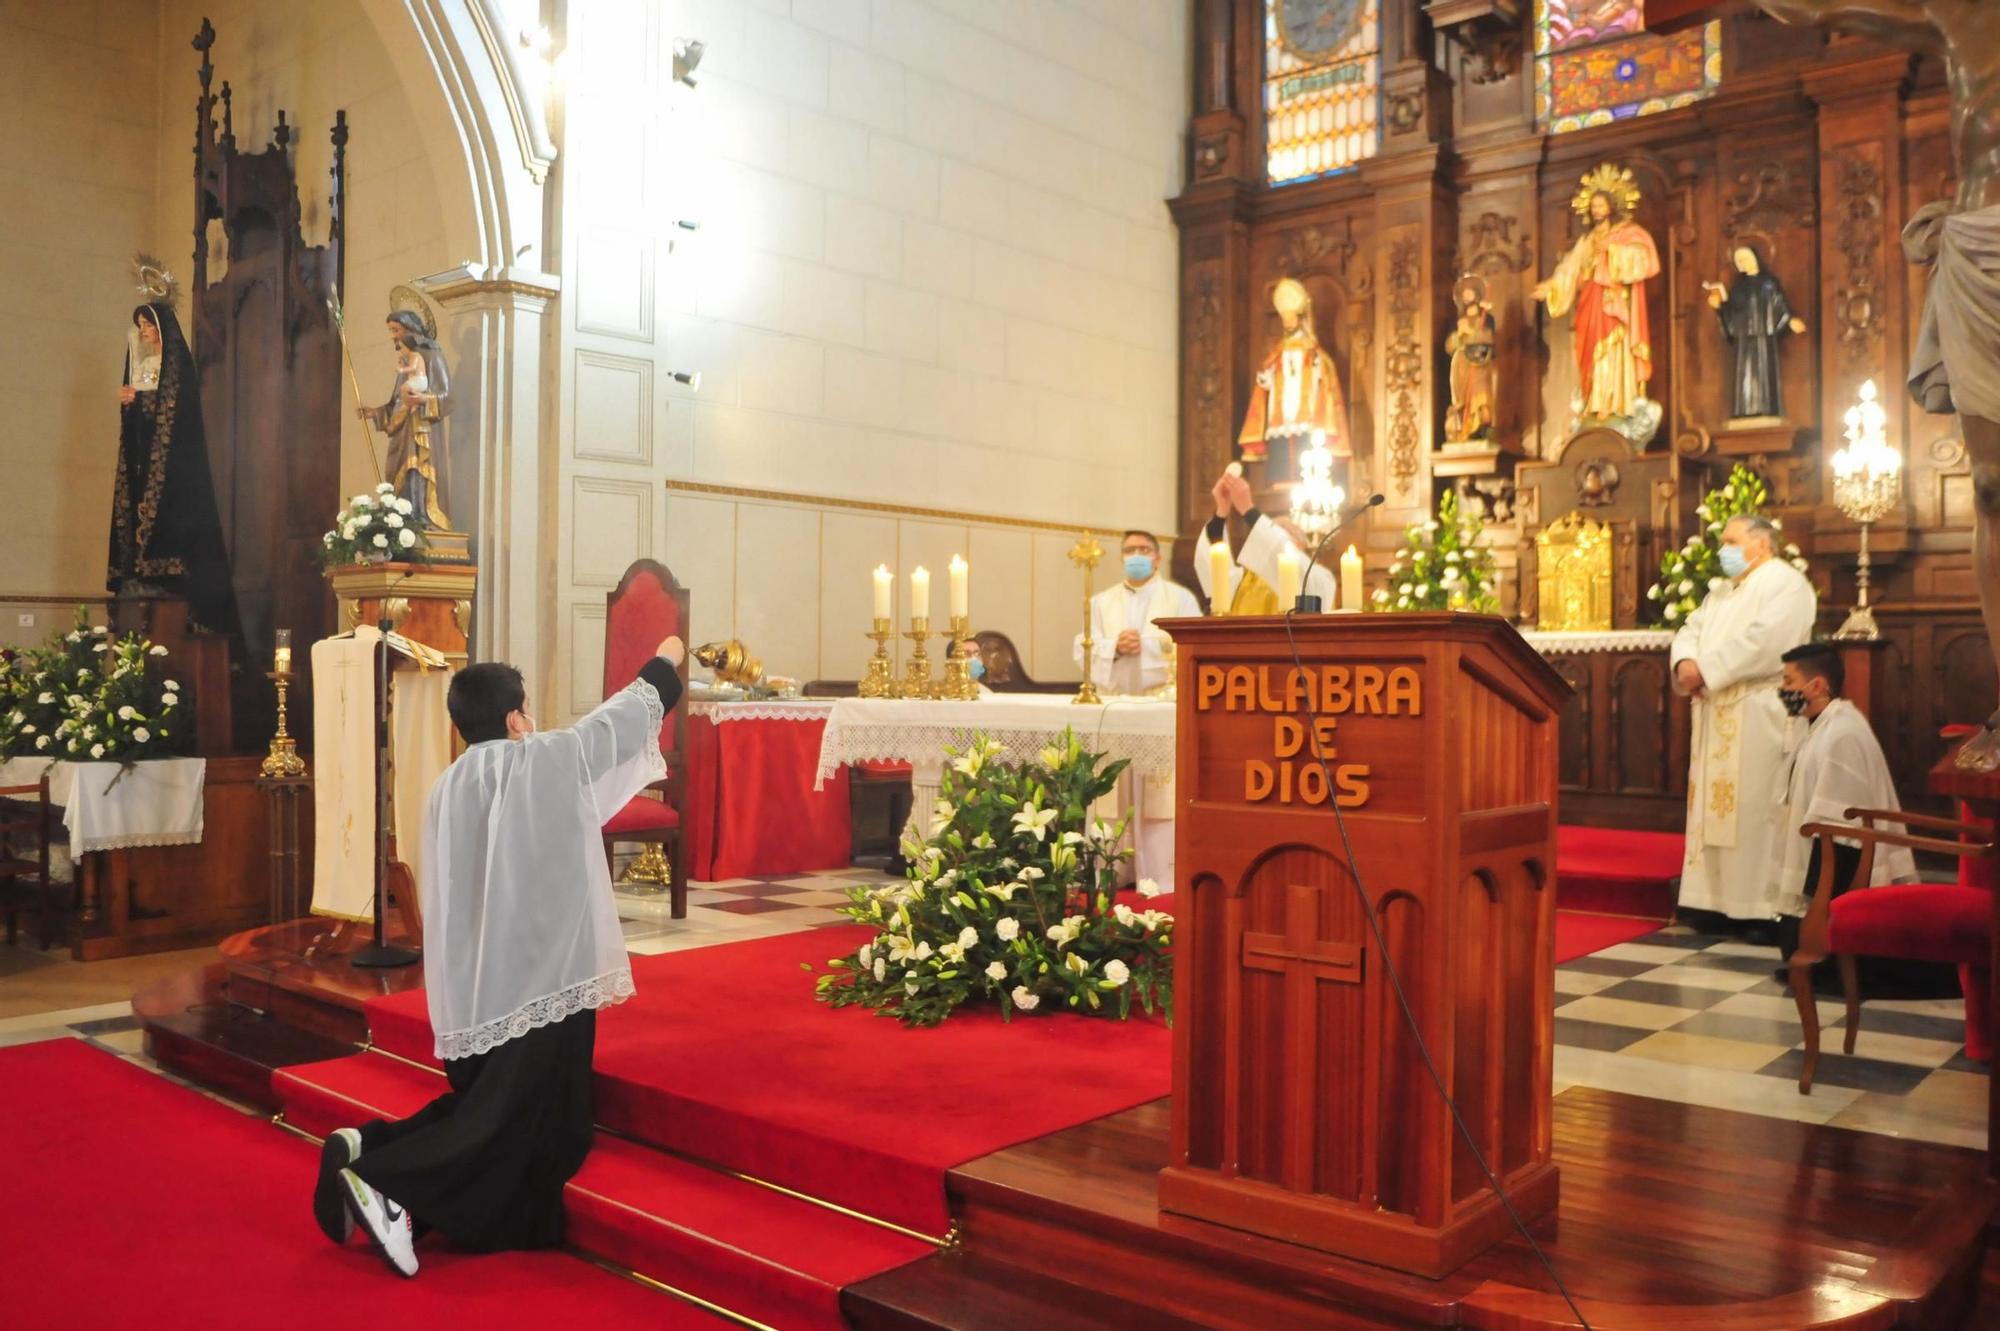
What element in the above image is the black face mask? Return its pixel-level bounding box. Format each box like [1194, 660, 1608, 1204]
[1778, 687, 1810, 717]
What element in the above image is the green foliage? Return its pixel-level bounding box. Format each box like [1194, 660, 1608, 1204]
[1647, 464, 1807, 623]
[1371, 488, 1499, 613]
[0, 606, 187, 762]
[816, 729, 1173, 1028]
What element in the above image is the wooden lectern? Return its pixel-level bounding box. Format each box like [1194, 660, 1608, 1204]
[1158, 612, 1570, 1279]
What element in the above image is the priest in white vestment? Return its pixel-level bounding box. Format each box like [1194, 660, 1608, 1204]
[1194, 469, 1336, 614]
[1072, 530, 1200, 694]
[1770, 643, 1917, 955]
[316, 638, 685, 1279]
[1671, 514, 1816, 921]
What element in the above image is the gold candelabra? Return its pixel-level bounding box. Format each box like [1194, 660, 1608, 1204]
[1830, 379, 1902, 641]
[1068, 534, 1104, 705]
[939, 614, 979, 700]
[859, 618, 896, 697]
[260, 632, 307, 779]
[899, 617, 937, 698]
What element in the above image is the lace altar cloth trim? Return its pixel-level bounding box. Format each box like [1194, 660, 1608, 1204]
[1518, 629, 1675, 655]
[688, 699, 838, 723]
[0, 756, 206, 857]
[815, 696, 1176, 787]
[435, 967, 637, 1061]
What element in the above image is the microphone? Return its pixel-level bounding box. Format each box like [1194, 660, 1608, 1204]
[1295, 494, 1384, 614]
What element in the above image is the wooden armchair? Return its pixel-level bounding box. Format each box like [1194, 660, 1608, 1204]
[0, 775, 58, 949]
[600, 560, 692, 918]
[1790, 807, 1996, 1158]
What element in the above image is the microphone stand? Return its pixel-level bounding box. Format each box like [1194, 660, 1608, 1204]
[352, 610, 420, 969]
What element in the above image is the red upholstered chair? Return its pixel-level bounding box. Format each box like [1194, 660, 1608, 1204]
[600, 560, 691, 918]
[1790, 809, 1996, 1127]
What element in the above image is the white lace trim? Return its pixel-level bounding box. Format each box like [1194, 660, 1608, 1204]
[434, 967, 637, 1061]
[70, 829, 204, 853]
[1517, 629, 1676, 655]
[816, 725, 1176, 787]
[688, 699, 836, 723]
[625, 678, 670, 783]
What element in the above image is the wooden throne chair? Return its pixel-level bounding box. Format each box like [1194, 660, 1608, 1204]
[600, 560, 692, 918]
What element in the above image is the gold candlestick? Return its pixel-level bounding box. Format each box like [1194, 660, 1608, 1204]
[1068, 534, 1104, 705]
[940, 614, 978, 700]
[260, 669, 308, 778]
[900, 616, 937, 698]
[859, 618, 896, 698]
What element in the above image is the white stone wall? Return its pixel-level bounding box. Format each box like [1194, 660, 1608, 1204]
[556, 0, 1191, 708]
[0, 0, 162, 616]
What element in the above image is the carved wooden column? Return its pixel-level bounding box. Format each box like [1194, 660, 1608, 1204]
[1368, 149, 1456, 528]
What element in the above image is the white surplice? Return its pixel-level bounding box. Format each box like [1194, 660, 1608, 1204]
[1770, 698, 1918, 917]
[1194, 514, 1340, 613]
[1670, 557, 1817, 918]
[1072, 577, 1200, 694]
[421, 679, 666, 1061]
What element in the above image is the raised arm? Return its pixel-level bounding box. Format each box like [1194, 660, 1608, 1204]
[570, 636, 687, 823]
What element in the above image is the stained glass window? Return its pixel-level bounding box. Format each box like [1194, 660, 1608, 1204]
[1263, 0, 1381, 185]
[1535, 1, 1721, 134]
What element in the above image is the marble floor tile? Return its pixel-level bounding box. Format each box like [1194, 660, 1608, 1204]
[1591, 942, 1709, 966]
[1591, 978, 1735, 1011]
[1555, 956, 1655, 979]
[1756, 1048, 1933, 1095]
[1552, 995, 1698, 1031]
[1835, 1006, 1970, 1044]
[1619, 1030, 1790, 1074]
[1627, 963, 1767, 993]
[1670, 1010, 1804, 1046]
[1672, 951, 1783, 977]
[1630, 928, 1725, 951]
[87, 1027, 148, 1056]
[0, 1027, 74, 1049]
[1553, 969, 1625, 997]
[1553, 1017, 1652, 1053]
[1552, 1045, 1862, 1124]
[1813, 1028, 1962, 1070]
[1706, 990, 1846, 1024]
[763, 889, 856, 907]
[1701, 940, 1780, 959]
[0, 1001, 131, 1034]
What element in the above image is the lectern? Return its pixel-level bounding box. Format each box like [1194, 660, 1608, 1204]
[1158, 612, 1569, 1278]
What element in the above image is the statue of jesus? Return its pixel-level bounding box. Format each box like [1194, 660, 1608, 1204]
[1532, 163, 1662, 440]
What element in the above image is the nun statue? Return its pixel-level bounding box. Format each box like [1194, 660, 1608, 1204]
[1705, 245, 1807, 421]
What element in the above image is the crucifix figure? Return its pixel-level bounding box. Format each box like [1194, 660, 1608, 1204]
[1759, 0, 2000, 766]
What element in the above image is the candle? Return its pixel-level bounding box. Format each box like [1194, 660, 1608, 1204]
[910, 565, 931, 622]
[1208, 541, 1232, 613]
[872, 564, 893, 621]
[948, 554, 968, 619]
[274, 628, 292, 675]
[1340, 545, 1363, 611]
[1277, 544, 1302, 609]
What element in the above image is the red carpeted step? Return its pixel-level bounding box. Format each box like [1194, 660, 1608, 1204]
[366, 992, 441, 1067]
[275, 1049, 929, 1331]
[5, 1038, 736, 1329]
[1557, 825, 1684, 919]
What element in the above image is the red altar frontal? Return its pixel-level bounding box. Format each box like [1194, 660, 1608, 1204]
[684, 701, 852, 882]
[1159, 612, 1568, 1279]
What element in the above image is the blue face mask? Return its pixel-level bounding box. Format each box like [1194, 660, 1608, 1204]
[1718, 544, 1748, 579]
[1123, 554, 1155, 582]
[968, 658, 985, 681]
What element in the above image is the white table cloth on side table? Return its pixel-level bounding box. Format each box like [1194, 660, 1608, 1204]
[814, 693, 1178, 888]
[0, 756, 206, 859]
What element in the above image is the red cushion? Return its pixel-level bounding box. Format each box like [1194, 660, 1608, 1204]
[1828, 884, 1992, 964]
[604, 796, 680, 835]
[855, 760, 913, 778]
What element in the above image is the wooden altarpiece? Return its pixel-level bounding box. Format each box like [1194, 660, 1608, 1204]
[1159, 612, 1568, 1279]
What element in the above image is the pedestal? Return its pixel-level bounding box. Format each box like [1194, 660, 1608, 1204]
[326, 562, 479, 664]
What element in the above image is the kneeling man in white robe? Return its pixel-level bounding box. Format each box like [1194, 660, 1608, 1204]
[1771, 642, 1917, 963]
[1671, 514, 1816, 922]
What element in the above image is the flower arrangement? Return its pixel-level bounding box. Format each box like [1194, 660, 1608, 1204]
[816, 729, 1173, 1028]
[1647, 464, 1809, 624]
[1370, 488, 1500, 613]
[321, 483, 426, 567]
[0, 607, 185, 762]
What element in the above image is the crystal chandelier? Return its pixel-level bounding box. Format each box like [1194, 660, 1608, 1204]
[1829, 379, 1902, 640]
[1290, 431, 1346, 544]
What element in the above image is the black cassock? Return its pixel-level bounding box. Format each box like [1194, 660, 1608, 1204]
[107, 303, 238, 636]
[1715, 270, 1797, 420]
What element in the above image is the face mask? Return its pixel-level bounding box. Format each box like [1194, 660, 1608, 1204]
[1778, 688, 1809, 717]
[1718, 545, 1748, 579]
[968, 658, 986, 681]
[1123, 554, 1155, 582]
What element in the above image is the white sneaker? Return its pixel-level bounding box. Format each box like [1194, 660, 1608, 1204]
[315, 1128, 364, 1244]
[341, 1168, 418, 1277]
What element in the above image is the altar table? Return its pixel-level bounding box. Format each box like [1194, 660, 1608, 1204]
[684, 700, 851, 881]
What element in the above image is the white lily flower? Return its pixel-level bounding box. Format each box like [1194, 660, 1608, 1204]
[1103, 959, 1130, 987]
[985, 960, 1007, 981]
[1011, 986, 1040, 1011]
[398, 528, 417, 549]
[995, 917, 1020, 941]
[133, 727, 150, 743]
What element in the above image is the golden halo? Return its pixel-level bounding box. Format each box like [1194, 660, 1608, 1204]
[388, 283, 438, 340]
[1571, 162, 1641, 220]
[130, 252, 180, 308]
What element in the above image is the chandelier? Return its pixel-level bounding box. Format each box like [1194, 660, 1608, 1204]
[1829, 379, 1902, 640]
[1290, 431, 1346, 543]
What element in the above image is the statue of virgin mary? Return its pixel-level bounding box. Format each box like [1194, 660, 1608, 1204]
[108, 256, 238, 636]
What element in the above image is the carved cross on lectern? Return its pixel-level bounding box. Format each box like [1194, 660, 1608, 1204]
[1242, 881, 1362, 1192]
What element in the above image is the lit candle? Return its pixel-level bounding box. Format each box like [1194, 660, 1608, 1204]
[1340, 545, 1363, 611]
[1208, 541, 1232, 614]
[910, 565, 931, 622]
[1277, 544, 1302, 609]
[274, 628, 292, 675]
[948, 554, 968, 619]
[872, 564, 893, 621]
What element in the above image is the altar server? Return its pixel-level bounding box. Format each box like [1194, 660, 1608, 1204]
[1195, 468, 1335, 613]
[1073, 530, 1200, 694]
[315, 636, 686, 1278]
[1770, 643, 1917, 955]
[1671, 515, 1816, 922]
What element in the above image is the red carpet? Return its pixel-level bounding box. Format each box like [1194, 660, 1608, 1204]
[0, 1038, 733, 1331]
[1554, 911, 1660, 961]
[1557, 824, 1684, 919]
